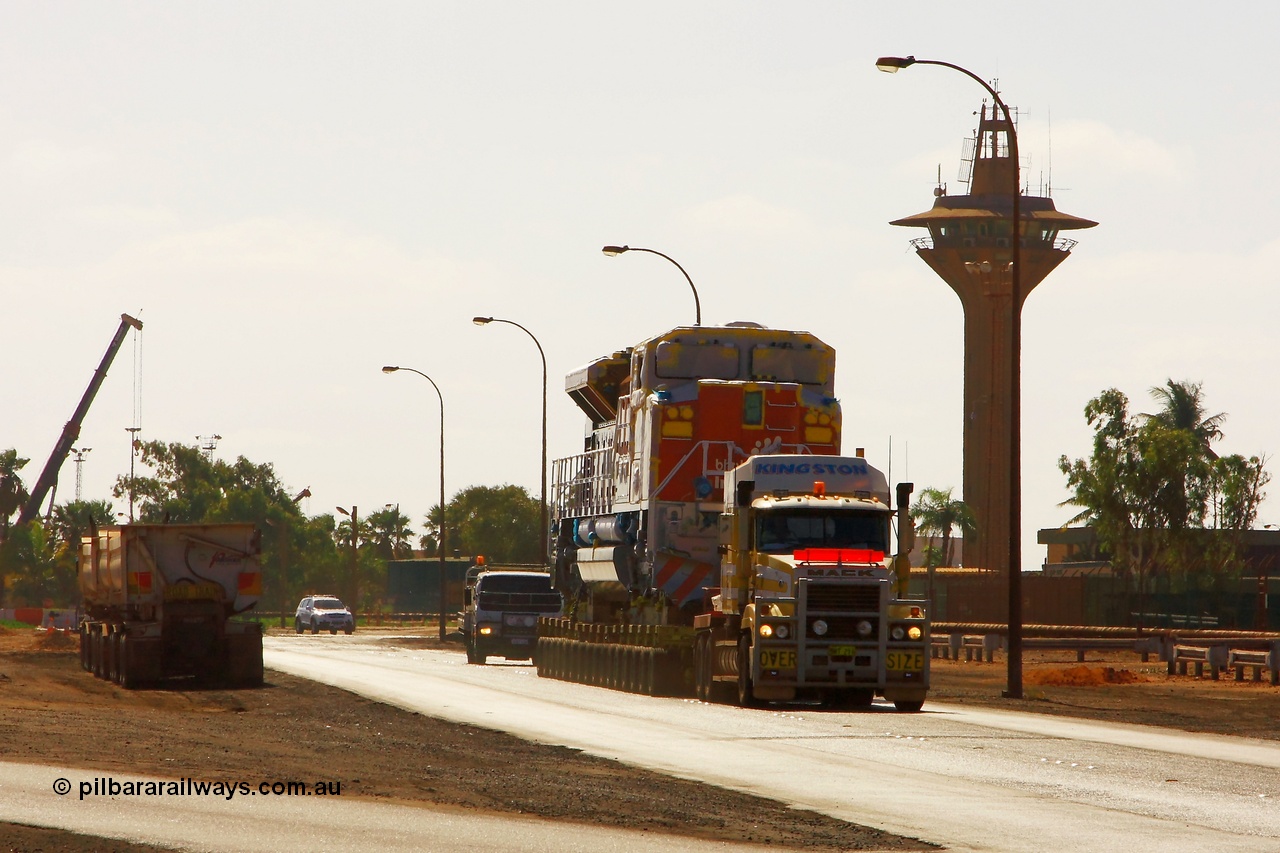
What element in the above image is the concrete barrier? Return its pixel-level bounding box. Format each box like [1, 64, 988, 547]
[1170, 644, 1229, 680]
[1228, 642, 1280, 685]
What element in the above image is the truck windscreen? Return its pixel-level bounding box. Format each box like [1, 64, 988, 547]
[476, 574, 563, 613]
[756, 510, 889, 554]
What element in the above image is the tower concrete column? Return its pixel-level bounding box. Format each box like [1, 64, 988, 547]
[891, 102, 1096, 583]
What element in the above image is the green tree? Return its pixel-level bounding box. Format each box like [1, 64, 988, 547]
[434, 485, 541, 563]
[1059, 383, 1269, 623]
[0, 521, 76, 606]
[910, 486, 976, 604]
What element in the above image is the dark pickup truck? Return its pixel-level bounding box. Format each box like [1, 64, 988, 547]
[462, 569, 563, 665]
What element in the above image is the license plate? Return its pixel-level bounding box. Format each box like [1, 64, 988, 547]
[759, 649, 796, 669]
[886, 651, 924, 671]
[163, 583, 223, 601]
[829, 645, 856, 658]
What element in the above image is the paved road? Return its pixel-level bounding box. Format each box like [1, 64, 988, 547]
[261, 634, 1280, 853]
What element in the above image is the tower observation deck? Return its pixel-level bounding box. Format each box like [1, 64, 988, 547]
[890, 101, 1096, 580]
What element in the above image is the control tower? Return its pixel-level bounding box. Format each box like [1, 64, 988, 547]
[890, 102, 1096, 578]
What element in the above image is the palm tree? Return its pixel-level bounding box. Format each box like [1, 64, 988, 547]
[0, 449, 31, 541]
[911, 487, 977, 604]
[366, 505, 414, 559]
[1143, 380, 1225, 458]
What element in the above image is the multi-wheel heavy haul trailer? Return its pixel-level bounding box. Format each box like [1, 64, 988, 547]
[536, 322, 930, 710]
[79, 523, 265, 689]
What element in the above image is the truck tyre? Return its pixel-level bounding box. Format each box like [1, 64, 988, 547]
[344, 628, 353, 635]
[91, 629, 104, 679]
[694, 634, 710, 702]
[893, 699, 925, 713]
[736, 635, 758, 708]
[119, 635, 137, 690]
[310, 619, 319, 635]
[109, 633, 122, 684]
[330, 627, 337, 634]
[295, 619, 303, 634]
[640, 648, 657, 696]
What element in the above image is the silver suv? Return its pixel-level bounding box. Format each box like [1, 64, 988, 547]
[294, 596, 355, 635]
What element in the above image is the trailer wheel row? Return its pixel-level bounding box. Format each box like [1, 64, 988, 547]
[535, 637, 677, 696]
[79, 623, 150, 689]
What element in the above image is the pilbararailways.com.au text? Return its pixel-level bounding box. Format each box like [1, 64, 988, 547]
[53, 776, 342, 800]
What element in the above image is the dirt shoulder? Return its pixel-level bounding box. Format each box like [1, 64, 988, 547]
[2, 626, 1277, 853]
[0, 627, 931, 853]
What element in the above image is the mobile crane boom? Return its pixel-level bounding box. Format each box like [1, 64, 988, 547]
[17, 313, 143, 526]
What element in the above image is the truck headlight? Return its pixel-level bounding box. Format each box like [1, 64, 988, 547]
[891, 625, 905, 641]
[856, 620, 873, 637]
[812, 619, 828, 636]
[775, 624, 789, 640]
[908, 626, 923, 641]
[760, 624, 774, 638]
[479, 626, 494, 636]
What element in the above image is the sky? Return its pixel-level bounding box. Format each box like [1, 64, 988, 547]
[5, 3, 1280, 570]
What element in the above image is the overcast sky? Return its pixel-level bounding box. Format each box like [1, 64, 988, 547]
[5, 3, 1279, 569]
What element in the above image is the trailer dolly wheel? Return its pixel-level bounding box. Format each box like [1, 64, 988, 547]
[736, 635, 758, 708]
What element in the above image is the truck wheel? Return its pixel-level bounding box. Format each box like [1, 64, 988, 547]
[295, 619, 303, 635]
[694, 634, 710, 702]
[344, 628, 353, 635]
[310, 620, 319, 635]
[91, 629, 104, 679]
[119, 636, 136, 689]
[330, 628, 337, 635]
[736, 635, 758, 708]
[109, 633, 122, 684]
[893, 699, 925, 713]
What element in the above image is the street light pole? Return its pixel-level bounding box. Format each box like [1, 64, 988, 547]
[382, 365, 449, 641]
[472, 316, 548, 565]
[335, 505, 359, 622]
[876, 54, 1023, 699]
[602, 245, 701, 326]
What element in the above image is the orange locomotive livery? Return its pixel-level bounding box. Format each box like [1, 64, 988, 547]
[550, 322, 841, 620]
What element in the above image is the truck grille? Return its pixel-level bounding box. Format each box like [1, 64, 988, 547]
[477, 592, 563, 611]
[805, 582, 880, 613]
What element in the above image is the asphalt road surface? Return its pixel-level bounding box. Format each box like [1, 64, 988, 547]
[260, 635, 1280, 853]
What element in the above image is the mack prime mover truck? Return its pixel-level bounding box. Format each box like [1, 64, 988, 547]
[695, 455, 927, 710]
[78, 523, 265, 688]
[535, 322, 929, 709]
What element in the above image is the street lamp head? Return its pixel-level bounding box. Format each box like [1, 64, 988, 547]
[875, 55, 916, 73]
[472, 316, 493, 326]
[601, 245, 630, 257]
[335, 506, 350, 518]
[382, 365, 399, 373]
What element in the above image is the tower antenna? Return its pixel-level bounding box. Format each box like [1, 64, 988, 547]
[1047, 107, 1053, 197]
